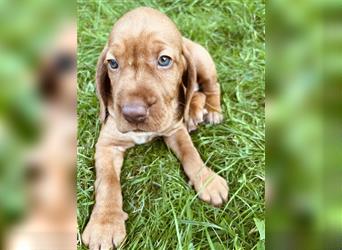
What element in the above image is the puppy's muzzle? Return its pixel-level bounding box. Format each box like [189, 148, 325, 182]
[122, 102, 148, 123]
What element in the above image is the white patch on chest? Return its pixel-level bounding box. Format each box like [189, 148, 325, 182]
[123, 131, 157, 145]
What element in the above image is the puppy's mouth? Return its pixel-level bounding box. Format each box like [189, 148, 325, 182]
[114, 96, 164, 133]
[116, 117, 151, 133]
[118, 125, 151, 134]
[127, 121, 153, 132]
[132, 128, 145, 132]
[117, 98, 161, 129]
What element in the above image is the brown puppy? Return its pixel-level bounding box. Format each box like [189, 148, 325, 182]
[82, 7, 228, 250]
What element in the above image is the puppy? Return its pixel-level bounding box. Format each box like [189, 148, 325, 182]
[82, 7, 228, 250]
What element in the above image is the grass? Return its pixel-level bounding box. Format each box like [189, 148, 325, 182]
[77, 0, 265, 249]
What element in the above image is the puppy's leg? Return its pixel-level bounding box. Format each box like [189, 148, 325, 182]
[82, 142, 127, 250]
[201, 76, 224, 124]
[187, 92, 206, 132]
[164, 126, 228, 206]
[183, 37, 223, 124]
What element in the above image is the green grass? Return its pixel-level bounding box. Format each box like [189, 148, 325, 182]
[77, 0, 265, 249]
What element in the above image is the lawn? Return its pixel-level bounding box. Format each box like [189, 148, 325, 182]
[77, 0, 265, 249]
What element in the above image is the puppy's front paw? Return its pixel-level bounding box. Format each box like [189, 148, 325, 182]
[187, 107, 206, 132]
[82, 210, 128, 250]
[205, 111, 223, 125]
[190, 168, 228, 207]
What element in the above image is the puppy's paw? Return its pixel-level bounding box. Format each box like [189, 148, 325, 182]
[191, 168, 228, 207]
[187, 107, 206, 132]
[82, 210, 128, 250]
[204, 111, 223, 125]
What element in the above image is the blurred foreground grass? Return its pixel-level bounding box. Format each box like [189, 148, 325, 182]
[267, 0, 342, 249]
[0, 0, 75, 248]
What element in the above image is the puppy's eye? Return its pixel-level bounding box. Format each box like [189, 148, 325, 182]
[158, 55, 172, 68]
[107, 59, 119, 69]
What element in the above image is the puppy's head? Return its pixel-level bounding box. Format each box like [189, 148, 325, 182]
[96, 7, 195, 133]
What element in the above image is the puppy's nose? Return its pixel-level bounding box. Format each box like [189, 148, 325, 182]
[122, 103, 147, 123]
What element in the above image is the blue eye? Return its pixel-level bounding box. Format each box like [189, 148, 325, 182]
[107, 59, 119, 69]
[158, 55, 172, 67]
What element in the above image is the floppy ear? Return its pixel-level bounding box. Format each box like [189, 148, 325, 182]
[181, 44, 197, 123]
[96, 45, 111, 123]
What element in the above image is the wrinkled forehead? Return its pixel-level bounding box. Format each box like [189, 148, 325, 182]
[108, 32, 180, 61]
[108, 8, 182, 54]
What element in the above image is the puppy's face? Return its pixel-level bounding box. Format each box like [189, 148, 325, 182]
[106, 33, 184, 132]
[97, 8, 195, 133]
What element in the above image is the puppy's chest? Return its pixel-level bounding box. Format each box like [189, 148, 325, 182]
[123, 131, 158, 145]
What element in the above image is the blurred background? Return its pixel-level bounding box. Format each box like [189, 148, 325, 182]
[267, 0, 342, 249]
[0, 0, 76, 249]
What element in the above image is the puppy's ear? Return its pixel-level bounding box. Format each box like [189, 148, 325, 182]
[96, 45, 111, 123]
[181, 44, 197, 123]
